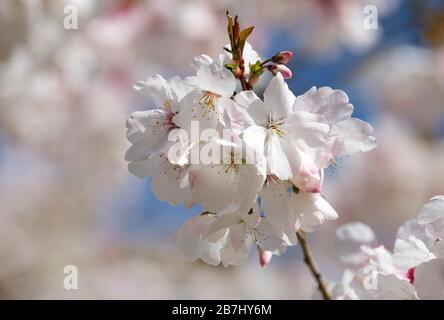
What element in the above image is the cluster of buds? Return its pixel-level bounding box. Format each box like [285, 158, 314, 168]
[247, 50, 293, 86]
[224, 12, 294, 89]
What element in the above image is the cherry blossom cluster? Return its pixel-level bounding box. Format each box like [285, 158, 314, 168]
[125, 15, 376, 267]
[333, 196, 444, 299]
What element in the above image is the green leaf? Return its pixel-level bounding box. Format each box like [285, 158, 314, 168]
[238, 26, 254, 52]
[249, 60, 264, 76]
[224, 63, 238, 73]
[239, 26, 254, 42]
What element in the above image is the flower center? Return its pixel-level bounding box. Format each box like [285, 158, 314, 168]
[267, 115, 286, 137]
[163, 100, 173, 112]
[199, 91, 221, 110]
[159, 100, 178, 129]
[165, 110, 179, 129]
[222, 152, 242, 174]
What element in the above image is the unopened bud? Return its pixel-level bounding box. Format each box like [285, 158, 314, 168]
[272, 51, 293, 64]
[268, 64, 293, 79]
[258, 246, 273, 268]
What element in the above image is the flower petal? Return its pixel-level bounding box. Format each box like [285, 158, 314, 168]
[263, 73, 295, 119]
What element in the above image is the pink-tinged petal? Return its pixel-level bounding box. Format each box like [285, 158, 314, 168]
[278, 65, 292, 79]
[296, 171, 321, 193]
[258, 247, 273, 268]
[291, 159, 322, 193]
[269, 64, 293, 79]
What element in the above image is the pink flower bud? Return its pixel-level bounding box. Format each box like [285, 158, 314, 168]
[268, 64, 292, 79]
[273, 51, 293, 64]
[276, 64, 293, 79]
[258, 247, 273, 268]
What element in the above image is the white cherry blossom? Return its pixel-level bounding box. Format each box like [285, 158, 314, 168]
[334, 196, 444, 300]
[329, 269, 373, 300]
[174, 54, 236, 131]
[293, 86, 376, 157]
[126, 148, 192, 206]
[123, 18, 377, 276]
[175, 213, 227, 265]
[125, 75, 195, 206]
[291, 86, 376, 190]
[335, 222, 377, 265]
[259, 179, 338, 233]
[204, 209, 296, 267]
[127, 74, 191, 154]
[417, 195, 444, 240]
[175, 208, 296, 267]
[187, 138, 266, 213]
[239, 73, 329, 182]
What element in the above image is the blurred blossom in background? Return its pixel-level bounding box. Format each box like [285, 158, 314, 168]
[0, 0, 443, 299]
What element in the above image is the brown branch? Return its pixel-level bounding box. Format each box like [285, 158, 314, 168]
[296, 230, 332, 300]
[237, 58, 252, 91]
[239, 77, 251, 91]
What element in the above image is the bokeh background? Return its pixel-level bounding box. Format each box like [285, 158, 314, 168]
[1, 0, 444, 299]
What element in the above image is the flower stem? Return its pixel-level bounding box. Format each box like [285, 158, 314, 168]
[296, 230, 331, 300]
[260, 58, 272, 66]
